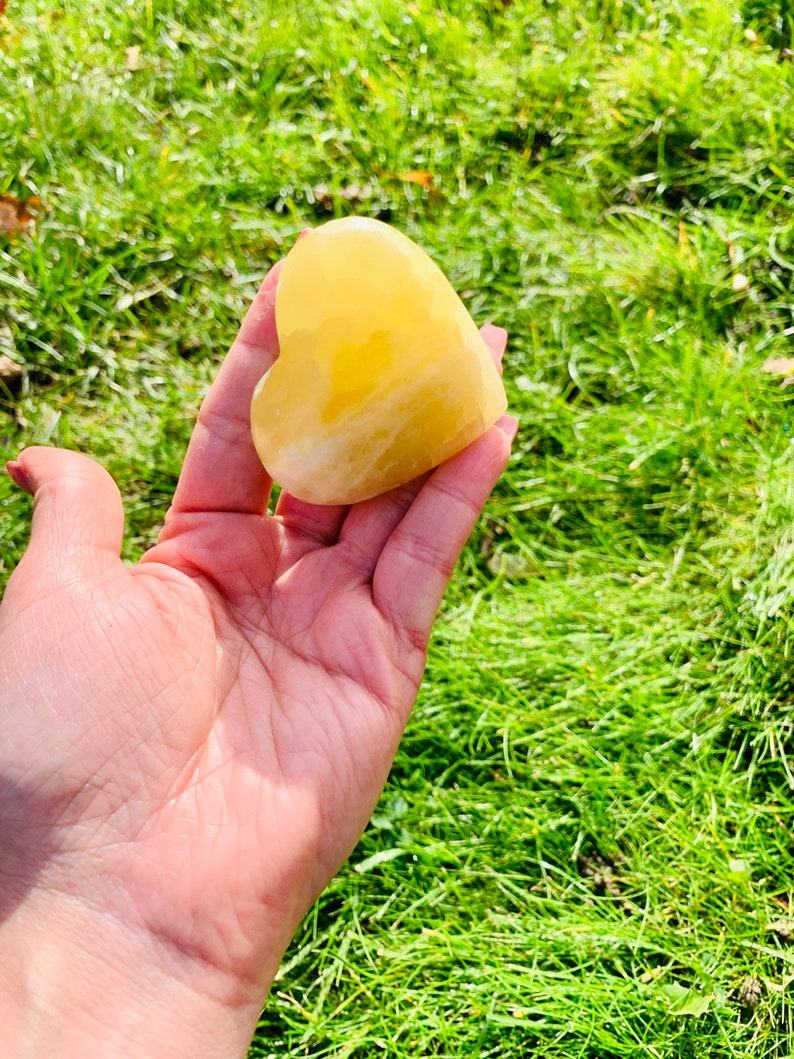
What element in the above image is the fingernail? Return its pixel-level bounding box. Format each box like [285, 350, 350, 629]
[496, 415, 519, 443]
[7, 460, 33, 495]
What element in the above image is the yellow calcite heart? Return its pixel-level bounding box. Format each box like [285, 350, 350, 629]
[250, 217, 507, 505]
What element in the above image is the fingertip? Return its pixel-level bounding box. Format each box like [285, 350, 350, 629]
[13, 445, 119, 490]
[480, 323, 508, 359]
[234, 258, 285, 356]
[495, 414, 519, 444]
[7, 458, 33, 495]
[7, 447, 125, 573]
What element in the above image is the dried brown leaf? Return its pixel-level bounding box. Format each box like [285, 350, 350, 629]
[0, 0, 7, 15]
[397, 170, 435, 190]
[0, 193, 42, 236]
[737, 977, 763, 1010]
[769, 917, 794, 944]
[577, 852, 635, 914]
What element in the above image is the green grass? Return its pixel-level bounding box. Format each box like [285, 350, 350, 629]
[3, 0, 794, 1054]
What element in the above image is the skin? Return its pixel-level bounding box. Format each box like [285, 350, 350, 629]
[0, 256, 516, 1058]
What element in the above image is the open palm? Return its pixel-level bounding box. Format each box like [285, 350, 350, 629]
[0, 258, 513, 1056]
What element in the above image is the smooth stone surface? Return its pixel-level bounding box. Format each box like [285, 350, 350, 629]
[250, 217, 507, 505]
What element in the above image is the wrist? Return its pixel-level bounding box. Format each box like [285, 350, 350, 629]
[0, 886, 268, 1059]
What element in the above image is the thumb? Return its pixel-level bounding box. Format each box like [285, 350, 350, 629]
[7, 447, 124, 580]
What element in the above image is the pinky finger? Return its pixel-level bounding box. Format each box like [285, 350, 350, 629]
[372, 416, 517, 651]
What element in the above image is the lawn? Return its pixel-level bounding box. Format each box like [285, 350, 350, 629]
[2, 0, 794, 1055]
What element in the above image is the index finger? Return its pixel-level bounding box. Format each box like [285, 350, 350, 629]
[167, 260, 283, 518]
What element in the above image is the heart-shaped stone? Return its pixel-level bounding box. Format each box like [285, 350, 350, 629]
[250, 217, 507, 505]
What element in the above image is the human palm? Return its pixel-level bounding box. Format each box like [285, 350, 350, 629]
[0, 259, 513, 1054]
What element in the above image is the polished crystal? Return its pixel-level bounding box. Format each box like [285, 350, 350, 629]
[250, 217, 507, 505]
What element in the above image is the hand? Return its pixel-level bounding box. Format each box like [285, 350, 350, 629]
[0, 257, 516, 1058]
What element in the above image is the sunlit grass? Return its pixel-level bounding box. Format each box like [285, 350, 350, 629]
[3, 0, 794, 1055]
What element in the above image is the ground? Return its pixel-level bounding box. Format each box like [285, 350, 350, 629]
[2, 1, 794, 1055]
